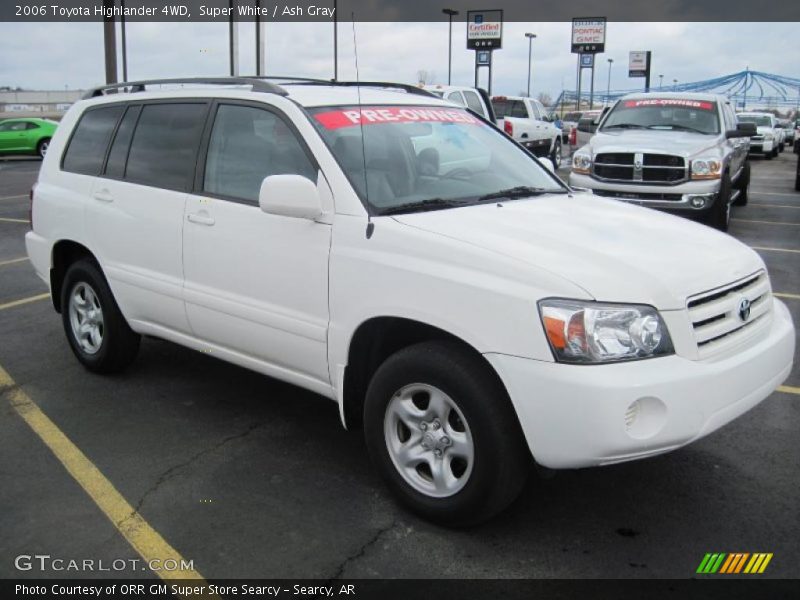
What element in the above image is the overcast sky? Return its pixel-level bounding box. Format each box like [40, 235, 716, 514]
[1, 22, 797, 99]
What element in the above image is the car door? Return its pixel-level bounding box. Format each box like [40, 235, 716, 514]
[0, 121, 29, 152]
[462, 90, 488, 120]
[85, 100, 210, 334]
[722, 104, 745, 178]
[23, 122, 41, 152]
[182, 101, 332, 385]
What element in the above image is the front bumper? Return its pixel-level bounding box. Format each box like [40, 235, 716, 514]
[486, 299, 795, 469]
[568, 171, 721, 212]
[521, 137, 552, 157]
[749, 139, 774, 154]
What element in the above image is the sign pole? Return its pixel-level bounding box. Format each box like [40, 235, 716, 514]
[644, 51, 652, 93]
[575, 55, 582, 111]
[589, 62, 595, 109]
[102, 0, 117, 84]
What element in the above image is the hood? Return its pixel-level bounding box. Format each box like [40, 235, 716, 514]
[589, 129, 721, 158]
[393, 194, 764, 311]
[755, 126, 774, 136]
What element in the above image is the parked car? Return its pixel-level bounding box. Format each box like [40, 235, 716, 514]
[491, 95, 562, 167]
[568, 109, 606, 151]
[422, 85, 496, 123]
[738, 112, 780, 158]
[569, 93, 754, 231]
[779, 119, 795, 145]
[794, 118, 800, 154]
[560, 111, 585, 142]
[796, 149, 800, 191]
[26, 78, 795, 525]
[0, 117, 57, 158]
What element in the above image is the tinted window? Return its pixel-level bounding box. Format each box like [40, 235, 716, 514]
[203, 104, 316, 203]
[446, 92, 465, 106]
[125, 103, 207, 191]
[25, 122, 40, 130]
[104, 105, 141, 179]
[62, 106, 124, 175]
[462, 91, 486, 117]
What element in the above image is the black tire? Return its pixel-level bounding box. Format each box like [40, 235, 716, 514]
[363, 341, 530, 526]
[733, 161, 749, 206]
[795, 154, 800, 192]
[772, 146, 779, 158]
[60, 259, 140, 373]
[550, 138, 562, 169]
[36, 138, 50, 158]
[794, 140, 799, 154]
[779, 142, 785, 153]
[764, 150, 773, 161]
[704, 173, 732, 232]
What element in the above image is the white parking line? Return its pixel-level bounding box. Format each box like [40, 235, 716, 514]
[750, 192, 800, 198]
[732, 219, 800, 227]
[774, 293, 800, 301]
[0, 257, 28, 267]
[748, 204, 800, 209]
[0, 217, 28, 224]
[0, 194, 28, 201]
[750, 246, 800, 254]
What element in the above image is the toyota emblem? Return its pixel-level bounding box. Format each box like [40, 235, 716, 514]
[738, 297, 751, 322]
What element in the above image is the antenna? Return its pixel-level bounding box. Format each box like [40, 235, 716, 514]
[352, 14, 375, 239]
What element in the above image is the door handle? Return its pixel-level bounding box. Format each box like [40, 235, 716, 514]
[93, 189, 114, 203]
[187, 212, 215, 226]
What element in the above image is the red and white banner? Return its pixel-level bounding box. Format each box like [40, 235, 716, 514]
[623, 99, 714, 111]
[314, 107, 480, 130]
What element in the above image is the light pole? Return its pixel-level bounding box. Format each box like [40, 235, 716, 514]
[525, 32, 537, 98]
[673, 78, 678, 91]
[659, 74, 663, 90]
[443, 8, 459, 85]
[606, 58, 613, 105]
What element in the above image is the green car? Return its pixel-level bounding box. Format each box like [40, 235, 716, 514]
[0, 117, 58, 158]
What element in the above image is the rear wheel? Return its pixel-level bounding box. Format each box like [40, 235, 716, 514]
[363, 341, 530, 526]
[779, 142, 785, 153]
[550, 138, 562, 169]
[733, 161, 750, 206]
[704, 173, 732, 232]
[61, 259, 140, 373]
[795, 153, 800, 192]
[37, 138, 50, 158]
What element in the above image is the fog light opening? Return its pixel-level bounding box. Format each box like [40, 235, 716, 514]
[689, 196, 707, 209]
[624, 397, 667, 440]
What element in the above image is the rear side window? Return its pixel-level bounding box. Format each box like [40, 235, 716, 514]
[25, 122, 40, 130]
[62, 106, 124, 175]
[125, 103, 207, 191]
[203, 104, 316, 203]
[104, 105, 141, 179]
[462, 91, 486, 117]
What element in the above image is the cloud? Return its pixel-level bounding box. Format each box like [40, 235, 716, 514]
[0, 21, 797, 103]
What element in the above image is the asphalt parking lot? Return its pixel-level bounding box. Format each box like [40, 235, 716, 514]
[0, 152, 798, 581]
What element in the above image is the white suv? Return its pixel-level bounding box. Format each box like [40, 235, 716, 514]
[26, 77, 795, 525]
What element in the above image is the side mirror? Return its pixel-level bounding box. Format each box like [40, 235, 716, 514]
[735, 122, 757, 136]
[258, 174, 322, 220]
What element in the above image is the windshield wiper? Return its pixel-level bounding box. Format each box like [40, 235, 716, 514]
[378, 198, 468, 216]
[477, 186, 561, 202]
[652, 124, 710, 134]
[603, 123, 647, 130]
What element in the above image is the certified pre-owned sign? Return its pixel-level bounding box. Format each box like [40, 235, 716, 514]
[571, 17, 606, 54]
[467, 10, 503, 49]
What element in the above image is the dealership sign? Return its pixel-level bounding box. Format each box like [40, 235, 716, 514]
[467, 10, 503, 49]
[629, 51, 649, 77]
[571, 17, 606, 53]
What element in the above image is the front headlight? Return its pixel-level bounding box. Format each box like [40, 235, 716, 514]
[763, 132, 774, 141]
[691, 157, 722, 180]
[572, 152, 592, 174]
[539, 299, 674, 364]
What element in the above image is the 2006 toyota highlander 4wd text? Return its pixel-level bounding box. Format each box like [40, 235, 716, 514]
[569, 93, 756, 231]
[26, 78, 795, 525]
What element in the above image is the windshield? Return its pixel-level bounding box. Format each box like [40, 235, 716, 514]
[738, 115, 772, 127]
[308, 105, 565, 214]
[601, 98, 720, 134]
[563, 112, 582, 122]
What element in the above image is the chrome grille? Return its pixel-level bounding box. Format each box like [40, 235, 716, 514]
[687, 272, 772, 357]
[593, 152, 687, 184]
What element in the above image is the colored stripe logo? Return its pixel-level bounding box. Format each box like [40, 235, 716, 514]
[696, 553, 773, 574]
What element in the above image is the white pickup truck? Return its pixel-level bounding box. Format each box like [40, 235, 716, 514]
[491, 95, 562, 167]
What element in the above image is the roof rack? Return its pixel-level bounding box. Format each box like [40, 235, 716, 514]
[82, 77, 288, 100]
[280, 79, 439, 98]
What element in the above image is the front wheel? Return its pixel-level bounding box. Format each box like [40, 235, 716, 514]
[61, 259, 140, 373]
[550, 138, 562, 169]
[779, 142, 785, 153]
[704, 174, 732, 232]
[764, 150, 773, 161]
[363, 341, 530, 526]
